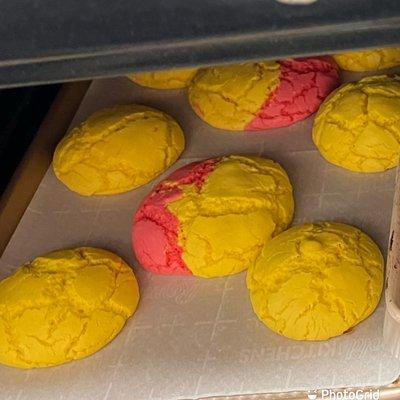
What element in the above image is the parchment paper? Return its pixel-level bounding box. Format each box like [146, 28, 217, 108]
[1, 69, 400, 400]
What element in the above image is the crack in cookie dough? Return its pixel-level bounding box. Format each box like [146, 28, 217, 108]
[53, 105, 185, 195]
[247, 222, 383, 341]
[334, 47, 400, 71]
[128, 68, 198, 89]
[313, 75, 400, 172]
[188, 62, 281, 130]
[133, 155, 294, 278]
[0, 248, 140, 368]
[132, 159, 218, 275]
[246, 57, 339, 130]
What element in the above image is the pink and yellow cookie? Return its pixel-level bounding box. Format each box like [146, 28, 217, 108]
[132, 155, 294, 278]
[188, 57, 339, 131]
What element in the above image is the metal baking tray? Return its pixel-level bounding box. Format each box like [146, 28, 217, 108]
[1, 69, 400, 399]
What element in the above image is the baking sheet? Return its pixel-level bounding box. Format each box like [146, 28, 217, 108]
[1, 70, 400, 400]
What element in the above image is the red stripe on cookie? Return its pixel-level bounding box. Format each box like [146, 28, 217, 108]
[245, 56, 339, 130]
[132, 158, 219, 275]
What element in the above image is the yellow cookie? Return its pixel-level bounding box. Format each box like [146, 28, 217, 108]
[334, 47, 400, 71]
[247, 222, 383, 341]
[53, 105, 185, 195]
[313, 75, 400, 172]
[128, 67, 198, 89]
[0, 247, 140, 368]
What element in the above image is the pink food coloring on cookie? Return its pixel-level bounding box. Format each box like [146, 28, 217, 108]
[245, 56, 339, 130]
[132, 158, 219, 275]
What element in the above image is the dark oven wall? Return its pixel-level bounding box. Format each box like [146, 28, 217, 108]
[0, 84, 60, 195]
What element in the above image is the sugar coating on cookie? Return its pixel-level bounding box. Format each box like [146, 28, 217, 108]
[313, 75, 400, 172]
[334, 47, 400, 71]
[128, 68, 198, 89]
[188, 57, 339, 131]
[0, 247, 140, 368]
[133, 155, 294, 277]
[247, 222, 383, 341]
[53, 105, 185, 195]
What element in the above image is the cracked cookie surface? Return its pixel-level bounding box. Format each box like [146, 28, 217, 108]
[334, 48, 400, 71]
[133, 155, 294, 277]
[188, 58, 339, 131]
[188, 61, 281, 131]
[246, 57, 339, 130]
[247, 222, 383, 341]
[53, 105, 185, 195]
[0, 247, 140, 368]
[128, 68, 198, 89]
[313, 75, 400, 172]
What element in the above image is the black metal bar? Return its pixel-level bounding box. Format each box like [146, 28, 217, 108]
[0, 0, 399, 87]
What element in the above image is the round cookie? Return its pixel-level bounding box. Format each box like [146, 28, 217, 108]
[313, 75, 400, 172]
[0, 247, 140, 368]
[133, 155, 294, 277]
[247, 222, 383, 341]
[188, 57, 339, 131]
[334, 47, 400, 71]
[53, 105, 185, 195]
[128, 67, 198, 89]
